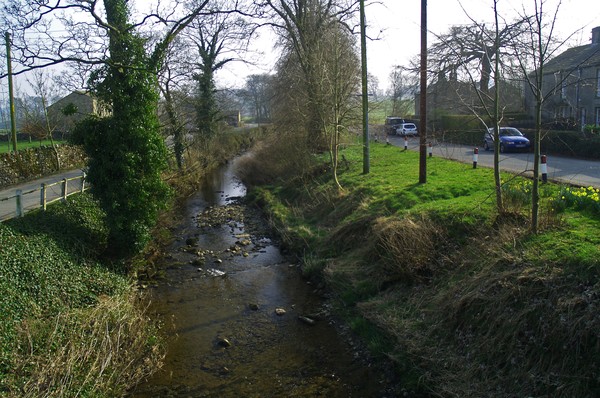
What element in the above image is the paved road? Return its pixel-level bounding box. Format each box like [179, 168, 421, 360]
[0, 169, 86, 221]
[387, 135, 600, 188]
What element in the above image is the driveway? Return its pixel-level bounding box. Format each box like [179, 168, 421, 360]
[387, 135, 600, 188]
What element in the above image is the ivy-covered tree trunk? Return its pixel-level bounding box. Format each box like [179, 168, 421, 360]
[195, 68, 219, 145]
[78, 0, 171, 256]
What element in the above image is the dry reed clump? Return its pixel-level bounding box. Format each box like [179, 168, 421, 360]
[9, 290, 164, 398]
[234, 132, 315, 187]
[326, 215, 375, 255]
[372, 215, 444, 283]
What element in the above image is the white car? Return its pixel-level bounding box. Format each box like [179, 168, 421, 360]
[397, 123, 418, 137]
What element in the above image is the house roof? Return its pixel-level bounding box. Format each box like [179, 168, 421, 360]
[543, 43, 600, 75]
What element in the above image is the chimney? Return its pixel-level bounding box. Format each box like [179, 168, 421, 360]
[592, 26, 600, 44]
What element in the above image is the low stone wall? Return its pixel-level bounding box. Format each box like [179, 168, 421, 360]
[0, 145, 87, 188]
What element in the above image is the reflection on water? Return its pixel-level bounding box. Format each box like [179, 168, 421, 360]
[131, 159, 388, 397]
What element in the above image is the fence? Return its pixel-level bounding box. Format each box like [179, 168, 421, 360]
[0, 173, 87, 222]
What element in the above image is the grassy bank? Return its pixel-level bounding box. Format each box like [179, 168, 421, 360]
[0, 128, 260, 397]
[242, 137, 600, 397]
[0, 194, 162, 397]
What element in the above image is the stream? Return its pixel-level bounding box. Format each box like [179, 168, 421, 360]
[130, 156, 396, 397]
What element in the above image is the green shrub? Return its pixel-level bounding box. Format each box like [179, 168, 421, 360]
[439, 114, 485, 131]
[583, 124, 599, 135]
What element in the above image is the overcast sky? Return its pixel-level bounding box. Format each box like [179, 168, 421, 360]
[3, 0, 600, 98]
[218, 0, 600, 93]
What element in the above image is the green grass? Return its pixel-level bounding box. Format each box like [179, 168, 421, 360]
[0, 139, 67, 154]
[251, 139, 600, 396]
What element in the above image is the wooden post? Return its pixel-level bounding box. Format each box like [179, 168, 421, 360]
[5, 32, 18, 153]
[419, 0, 428, 183]
[359, 0, 370, 175]
[16, 189, 23, 217]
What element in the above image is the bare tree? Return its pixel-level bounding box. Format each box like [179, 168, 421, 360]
[257, 0, 360, 148]
[428, 16, 529, 94]
[320, 21, 361, 190]
[182, 0, 255, 143]
[158, 36, 196, 170]
[19, 70, 62, 168]
[512, 0, 563, 233]
[271, 11, 359, 189]
[387, 65, 418, 116]
[243, 73, 274, 123]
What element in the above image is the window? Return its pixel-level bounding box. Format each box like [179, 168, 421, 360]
[597, 69, 600, 97]
[596, 108, 600, 126]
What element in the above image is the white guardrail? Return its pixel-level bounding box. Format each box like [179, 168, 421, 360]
[0, 173, 88, 222]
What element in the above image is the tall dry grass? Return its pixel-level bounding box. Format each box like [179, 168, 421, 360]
[9, 291, 163, 398]
[372, 215, 444, 283]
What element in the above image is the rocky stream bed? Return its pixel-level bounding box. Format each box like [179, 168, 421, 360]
[129, 160, 404, 397]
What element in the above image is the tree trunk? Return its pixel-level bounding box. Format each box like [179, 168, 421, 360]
[532, 98, 541, 233]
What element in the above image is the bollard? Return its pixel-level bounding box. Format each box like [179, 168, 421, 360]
[541, 155, 548, 183]
[61, 178, 68, 202]
[81, 171, 86, 193]
[473, 147, 479, 169]
[41, 183, 47, 211]
[16, 189, 23, 217]
[428, 142, 433, 157]
[404, 137, 408, 150]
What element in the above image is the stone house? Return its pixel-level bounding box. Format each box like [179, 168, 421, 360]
[46, 91, 109, 134]
[524, 26, 600, 129]
[415, 72, 524, 130]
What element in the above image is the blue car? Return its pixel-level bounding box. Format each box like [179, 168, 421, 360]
[483, 127, 531, 153]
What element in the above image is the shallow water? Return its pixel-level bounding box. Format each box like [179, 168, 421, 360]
[130, 158, 390, 397]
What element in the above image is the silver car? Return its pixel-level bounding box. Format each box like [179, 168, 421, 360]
[397, 123, 418, 137]
[384, 116, 406, 135]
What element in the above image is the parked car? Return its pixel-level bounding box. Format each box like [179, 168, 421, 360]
[483, 127, 531, 152]
[397, 122, 418, 137]
[384, 116, 406, 135]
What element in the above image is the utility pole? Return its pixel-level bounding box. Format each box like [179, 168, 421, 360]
[5, 32, 18, 153]
[418, 0, 427, 183]
[359, 0, 369, 175]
